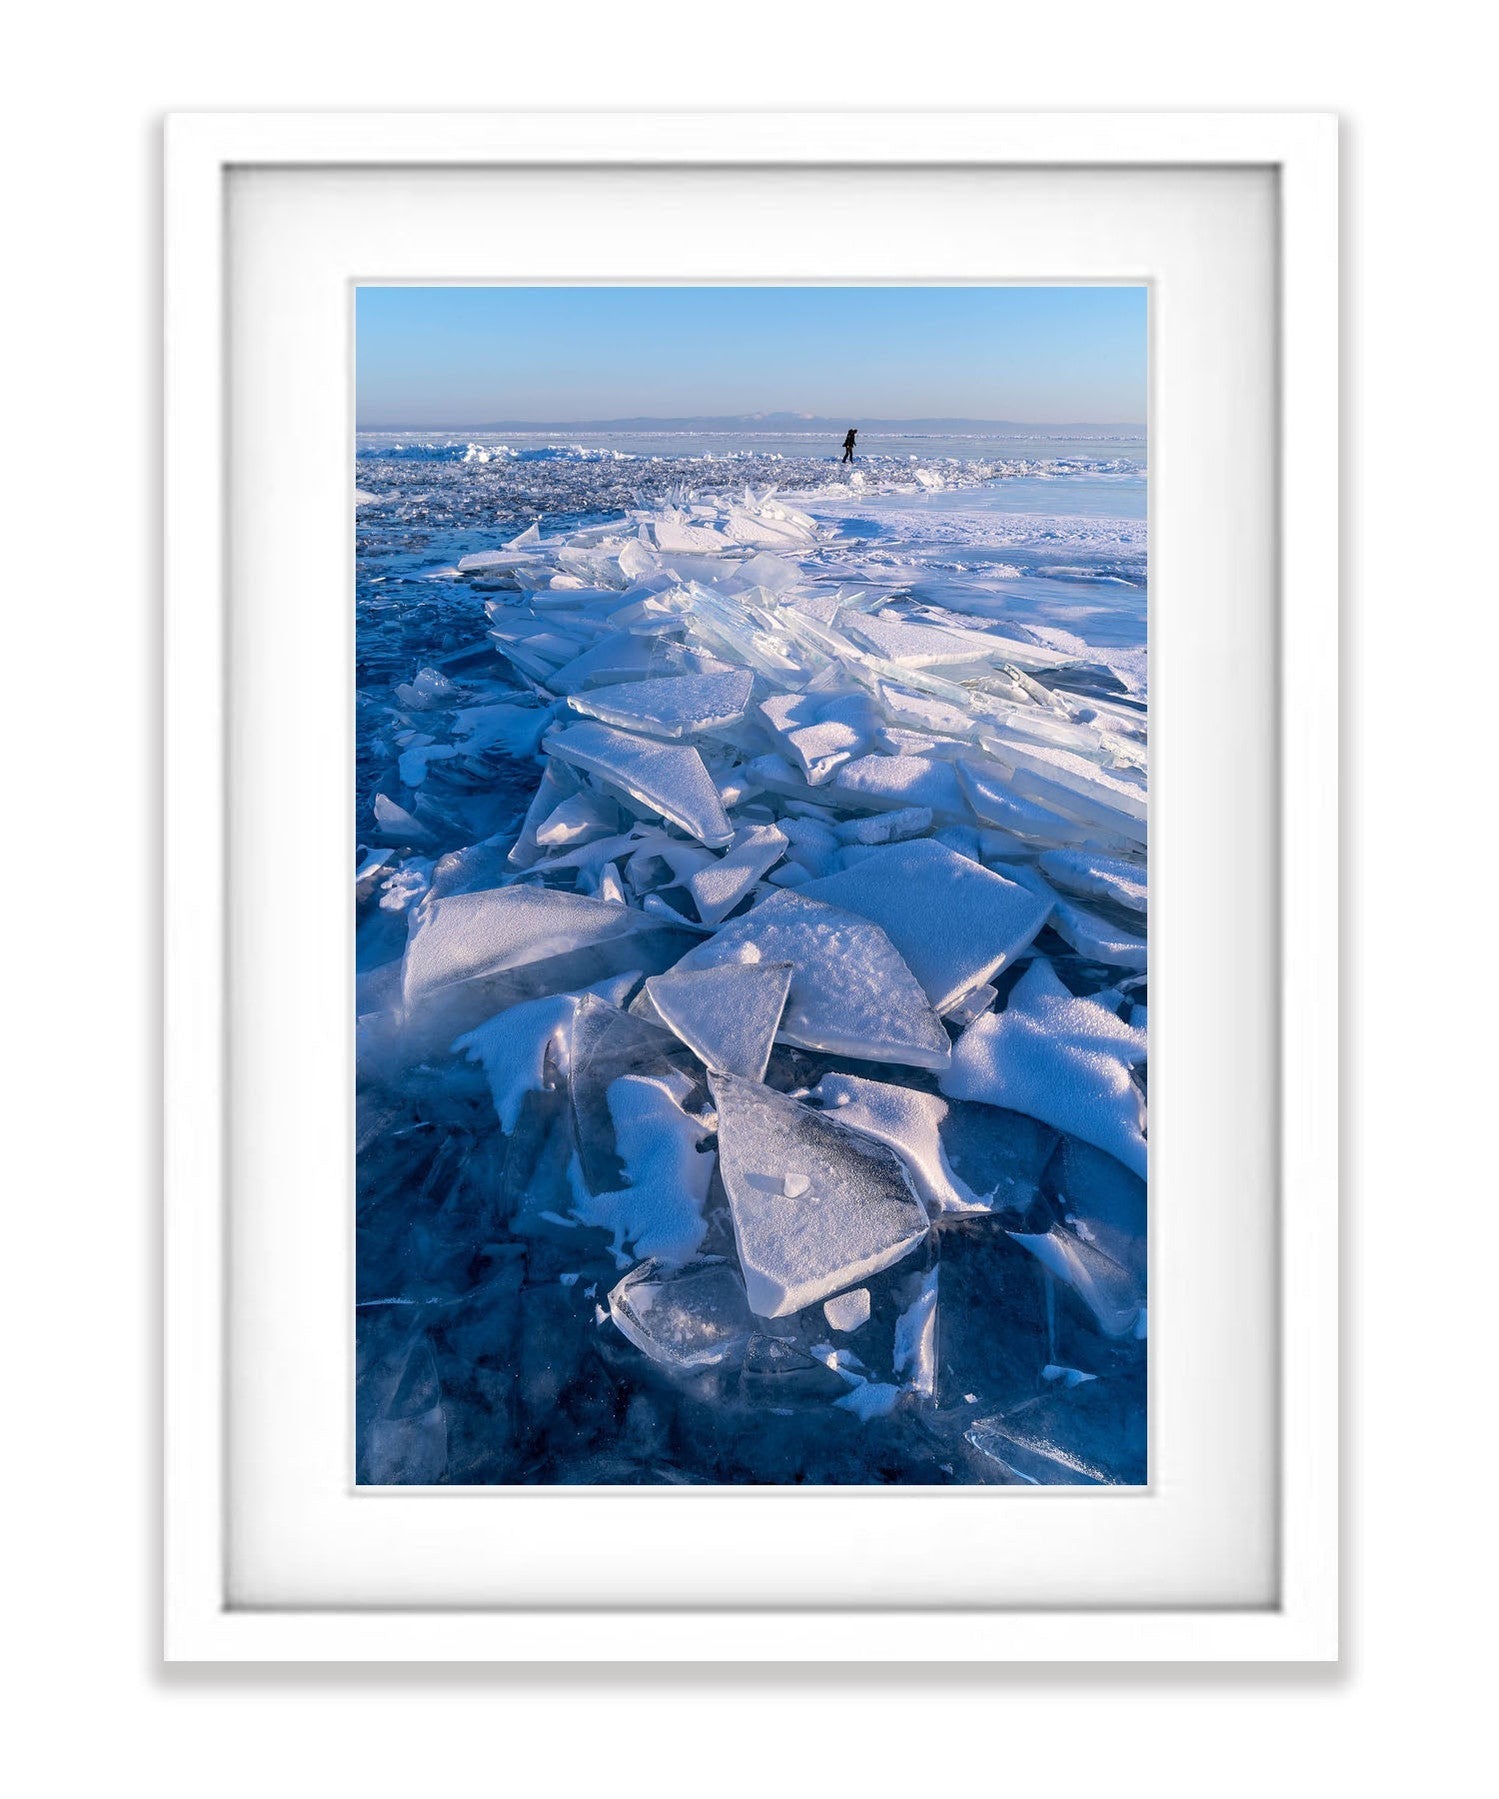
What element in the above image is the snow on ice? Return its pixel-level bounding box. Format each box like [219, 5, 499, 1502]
[355, 441, 1147, 1485]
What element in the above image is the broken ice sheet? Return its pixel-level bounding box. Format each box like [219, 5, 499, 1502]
[965, 1369, 1146, 1485]
[566, 668, 754, 740]
[758, 689, 878, 785]
[1038, 848, 1147, 914]
[811, 1071, 984, 1215]
[545, 719, 735, 847]
[823, 1288, 871, 1333]
[795, 837, 1052, 1013]
[1048, 898, 1148, 972]
[671, 890, 951, 1070]
[403, 885, 665, 1007]
[607, 1257, 754, 1370]
[1010, 1225, 1143, 1338]
[687, 822, 789, 925]
[942, 957, 1149, 1179]
[643, 959, 792, 1082]
[711, 1073, 930, 1318]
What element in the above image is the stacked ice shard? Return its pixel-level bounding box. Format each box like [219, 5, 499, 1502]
[357, 479, 1147, 1486]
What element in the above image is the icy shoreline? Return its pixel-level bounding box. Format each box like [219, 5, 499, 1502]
[355, 471, 1147, 1486]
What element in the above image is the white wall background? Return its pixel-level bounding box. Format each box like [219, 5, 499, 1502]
[4, 5, 1490, 1792]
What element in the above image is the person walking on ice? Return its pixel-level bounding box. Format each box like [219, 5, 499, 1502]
[841, 426, 858, 464]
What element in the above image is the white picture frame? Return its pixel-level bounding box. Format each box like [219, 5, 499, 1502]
[164, 111, 1338, 1663]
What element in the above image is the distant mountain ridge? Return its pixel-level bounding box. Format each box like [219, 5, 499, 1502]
[362, 413, 1146, 434]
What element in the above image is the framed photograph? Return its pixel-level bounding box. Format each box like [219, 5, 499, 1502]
[164, 111, 1338, 1661]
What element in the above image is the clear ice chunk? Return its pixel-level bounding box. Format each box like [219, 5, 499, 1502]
[965, 1371, 1145, 1485]
[642, 959, 793, 1081]
[794, 838, 1052, 1013]
[893, 1267, 939, 1396]
[710, 1073, 931, 1318]
[956, 761, 1096, 846]
[1037, 848, 1147, 914]
[1048, 898, 1149, 971]
[544, 720, 735, 847]
[1009, 1225, 1142, 1338]
[403, 886, 661, 1006]
[757, 690, 878, 785]
[566, 668, 754, 739]
[607, 1257, 754, 1370]
[941, 958, 1148, 1178]
[671, 891, 952, 1070]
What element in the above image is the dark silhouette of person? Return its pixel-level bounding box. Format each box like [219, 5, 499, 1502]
[841, 427, 858, 463]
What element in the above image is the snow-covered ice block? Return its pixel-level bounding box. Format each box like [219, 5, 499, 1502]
[643, 959, 792, 1082]
[812, 1071, 983, 1215]
[545, 632, 664, 695]
[403, 885, 661, 1005]
[686, 822, 789, 925]
[566, 668, 754, 740]
[940, 958, 1148, 1178]
[845, 612, 1076, 673]
[607, 1257, 753, 1370]
[795, 838, 1052, 1013]
[545, 720, 734, 847]
[671, 891, 951, 1070]
[570, 1074, 715, 1266]
[823, 1288, 871, 1333]
[711, 1074, 930, 1317]
[758, 690, 877, 785]
[832, 751, 970, 819]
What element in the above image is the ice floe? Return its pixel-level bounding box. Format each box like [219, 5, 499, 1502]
[712, 1073, 931, 1317]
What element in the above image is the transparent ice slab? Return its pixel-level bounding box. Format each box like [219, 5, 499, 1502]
[607, 1257, 754, 1370]
[403, 885, 663, 1007]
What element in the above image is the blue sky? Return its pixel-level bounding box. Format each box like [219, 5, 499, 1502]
[356, 286, 1146, 426]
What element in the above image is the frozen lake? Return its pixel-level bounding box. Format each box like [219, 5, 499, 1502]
[354, 436, 1148, 1486]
